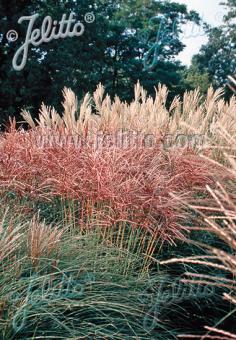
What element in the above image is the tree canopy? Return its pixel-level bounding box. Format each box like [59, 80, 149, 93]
[190, 0, 236, 96]
[0, 0, 201, 125]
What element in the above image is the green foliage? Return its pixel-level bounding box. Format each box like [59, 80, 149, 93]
[0, 221, 165, 339]
[0, 201, 233, 339]
[182, 64, 211, 94]
[190, 0, 236, 96]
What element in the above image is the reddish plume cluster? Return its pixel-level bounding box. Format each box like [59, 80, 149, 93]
[0, 125, 214, 243]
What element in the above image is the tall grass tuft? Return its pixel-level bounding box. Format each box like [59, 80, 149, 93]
[0, 84, 222, 249]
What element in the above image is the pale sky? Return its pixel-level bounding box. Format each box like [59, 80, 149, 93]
[175, 0, 227, 65]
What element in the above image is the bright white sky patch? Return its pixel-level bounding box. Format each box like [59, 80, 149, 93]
[174, 0, 227, 65]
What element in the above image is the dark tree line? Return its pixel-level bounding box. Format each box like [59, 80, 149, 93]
[0, 0, 235, 126]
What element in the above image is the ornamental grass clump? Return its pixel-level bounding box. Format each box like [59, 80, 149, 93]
[0, 210, 172, 340]
[0, 84, 219, 247]
[0, 82, 235, 339]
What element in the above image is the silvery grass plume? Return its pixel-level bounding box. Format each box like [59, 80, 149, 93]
[27, 216, 63, 269]
[20, 82, 236, 154]
[0, 207, 24, 263]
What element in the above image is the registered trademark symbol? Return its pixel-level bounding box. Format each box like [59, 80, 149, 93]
[84, 12, 95, 24]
